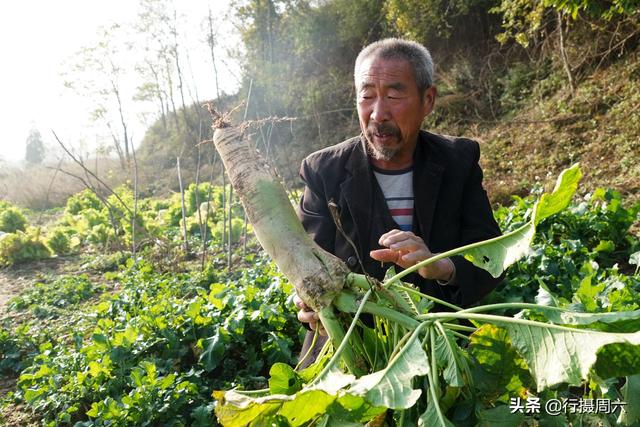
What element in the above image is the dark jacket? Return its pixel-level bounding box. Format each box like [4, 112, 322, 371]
[297, 130, 502, 307]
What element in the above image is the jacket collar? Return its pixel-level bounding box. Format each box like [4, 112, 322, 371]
[340, 131, 445, 248]
[412, 131, 444, 244]
[339, 136, 373, 256]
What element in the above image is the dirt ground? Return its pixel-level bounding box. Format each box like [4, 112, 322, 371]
[0, 256, 82, 315]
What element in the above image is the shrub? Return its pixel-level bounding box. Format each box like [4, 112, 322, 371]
[46, 228, 72, 255]
[65, 189, 102, 215]
[212, 217, 245, 242]
[0, 229, 51, 267]
[0, 207, 27, 233]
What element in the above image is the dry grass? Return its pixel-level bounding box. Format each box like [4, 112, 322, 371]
[0, 158, 126, 210]
[477, 53, 640, 207]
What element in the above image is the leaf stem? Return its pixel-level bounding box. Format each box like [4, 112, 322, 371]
[425, 326, 448, 425]
[362, 301, 422, 330]
[441, 323, 476, 333]
[313, 289, 372, 384]
[430, 326, 439, 396]
[417, 312, 617, 334]
[389, 283, 463, 312]
[447, 329, 470, 341]
[232, 388, 270, 395]
[381, 225, 528, 286]
[459, 302, 569, 314]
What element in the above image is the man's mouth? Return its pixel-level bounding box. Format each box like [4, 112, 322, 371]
[374, 131, 393, 139]
[370, 126, 400, 144]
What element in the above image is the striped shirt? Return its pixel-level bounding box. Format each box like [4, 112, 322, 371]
[372, 165, 414, 231]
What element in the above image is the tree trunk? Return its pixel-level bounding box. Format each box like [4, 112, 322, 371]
[176, 157, 189, 253]
[227, 185, 234, 271]
[207, 6, 221, 101]
[557, 11, 575, 96]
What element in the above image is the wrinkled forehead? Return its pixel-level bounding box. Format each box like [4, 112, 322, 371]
[354, 56, 417, 90]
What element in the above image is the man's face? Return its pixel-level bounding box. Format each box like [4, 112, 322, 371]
[355, 56, 435, 164]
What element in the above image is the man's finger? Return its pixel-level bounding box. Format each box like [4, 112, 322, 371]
[389, 239, 423, 252]
[370, 248, 400, 263]
[378, 229, 404, 245]
[294, 294, 310, 311]
[380, 231, 421, 247]
[298, 310, 318, 324]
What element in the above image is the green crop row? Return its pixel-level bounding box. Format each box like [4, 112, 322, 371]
[0, 183, 253, 267]
[3, 255, 299, 426]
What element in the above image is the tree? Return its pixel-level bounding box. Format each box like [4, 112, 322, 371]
[25, 128, 45, 165]
[63, 24, 133, 171]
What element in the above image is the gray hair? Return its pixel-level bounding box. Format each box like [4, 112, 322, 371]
[354, 38, 434, 95]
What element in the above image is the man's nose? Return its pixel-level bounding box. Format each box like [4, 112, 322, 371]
[370, 97, 391, 122]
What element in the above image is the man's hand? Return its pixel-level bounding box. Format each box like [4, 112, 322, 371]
[294, 294, 326, 336]
[370, 229, 454, 282]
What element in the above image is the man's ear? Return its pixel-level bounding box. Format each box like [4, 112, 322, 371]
[422, 86, 437, 117]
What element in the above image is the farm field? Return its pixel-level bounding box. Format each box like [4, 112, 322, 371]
[1, 168, 639, 425]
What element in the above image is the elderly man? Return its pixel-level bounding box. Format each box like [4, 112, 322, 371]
[294, 38, 502, 360]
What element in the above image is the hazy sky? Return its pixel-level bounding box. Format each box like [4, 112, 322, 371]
[0, 0, 240, 164]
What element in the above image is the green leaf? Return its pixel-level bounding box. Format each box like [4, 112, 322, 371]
[327, 393, 386, 423]
[214, 389, 337, 427]
[278, 390, 336, 425]
[532, 164, 582, 226]
[312, 365, 356, 394]
[468, 324, 531, 401]
[418, 399, 454, 427]
[618, 375, 640, 425]
[191, 404, 215, 427]
[123, 326, 138, 345]
[200, 331, 226, 372]
[24, 388, 45, 403]
[593, 342, 640, 379]
[594, 240, 615, 253]
[462, 164, 581, 278]
[434, 329, 465, 387]
[574, 274, 604, 311]
[316, 415, 363, 427]
[505, 323, 640, 390]
[535, 282, 560, 307]
[462, 222, 535, 278]
[88, 361, 103, 378]
[213, 390, 283, 427]
[268, 363, 303, 395]
[349, 325, 429, 409]
[215, 365, 372, 426]
[476, 405, 524, 427]
[92, 333, 109, 349]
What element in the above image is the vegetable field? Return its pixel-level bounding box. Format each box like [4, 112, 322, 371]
[0, 164, 639, 426]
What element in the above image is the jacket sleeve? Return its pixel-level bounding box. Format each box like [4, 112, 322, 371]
[448, 140, 504, 306]
[296, 156, 336, 253]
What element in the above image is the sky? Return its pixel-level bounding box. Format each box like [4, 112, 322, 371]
[0, 0, 240, 164]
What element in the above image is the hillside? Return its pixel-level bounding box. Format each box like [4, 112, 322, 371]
[476, 53, 640, 206]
